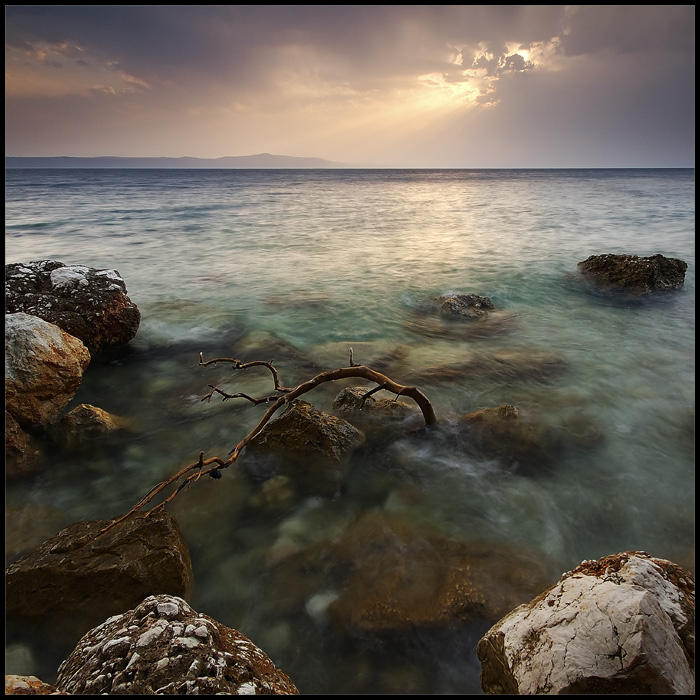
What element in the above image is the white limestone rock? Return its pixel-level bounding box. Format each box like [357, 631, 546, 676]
[477, 551, 695, 694]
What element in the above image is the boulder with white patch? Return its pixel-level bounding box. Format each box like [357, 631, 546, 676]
[5, 260, 141, 351]
[476, 551, 695, 694]
[55, 594, 299, 695]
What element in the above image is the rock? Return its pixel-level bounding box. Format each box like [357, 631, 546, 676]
[243, 400, 365, 496]
[266, 510, 555, 637]
[405, 293, 515, 340]
[5, 510, 193, 646]
[5, 260, 141, 351]
[248, 474, 299, 517]
[4, 675, 67, 695]
[476, 551, 695, 694]
[332, 386, 418, 420]
[331, 386, 421, 444]
[455, 404, 561, 473]
[437, 293, 495, 319]
[405, 348, 567, 386]
[5, 313, 91, 431]
[54, 594, 299, 695]
[5, 411, 44, 481]
[50, 403, 133, 453]
[576, 253, 688, 295]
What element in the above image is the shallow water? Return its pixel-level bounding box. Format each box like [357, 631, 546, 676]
[5, 168, 695, 693]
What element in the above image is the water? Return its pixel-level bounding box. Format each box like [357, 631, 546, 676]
[5, 168, 695, 693]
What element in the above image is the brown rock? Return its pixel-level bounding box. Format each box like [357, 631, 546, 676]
[4, 675, 68, 695]
[457, 404, 559, 472]
[405, 348, 567, 385]
[5, 411, 43, 481]
[266, 510, 555, 637]
[5, 510, 193, 646]
[50, 403, 132, 453]
[331, 386, 421, 444]
[243, 400, 365, 495]
[55, 594, 299, 694]
[332, 386, 418, 420]
[5, 313, 91, 430]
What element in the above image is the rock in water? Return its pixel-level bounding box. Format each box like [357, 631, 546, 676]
[55, 594, 299, 694]
[5, 511, 193, 646]
[5, 260, 141, 351]
[476, 550, 695, 694]
[576, 253, 687, 295]
[5, 313, 91, 430]
[244, 399, 365, 496]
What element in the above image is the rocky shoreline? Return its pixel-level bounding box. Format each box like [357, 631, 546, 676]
[5, 255, 693, 694]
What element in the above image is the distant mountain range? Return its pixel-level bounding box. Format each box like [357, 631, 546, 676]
[5, 153, 363, 169]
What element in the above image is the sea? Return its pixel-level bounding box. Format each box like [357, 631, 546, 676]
[4, 168, 695, 694]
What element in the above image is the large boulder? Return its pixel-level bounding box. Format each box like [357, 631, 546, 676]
[5, 511, 193, 646]
[5, 260, 141, 351]
[5, 312, 91, 431]
[477, 551, 695, 694]
[243, 400, 365, 496]
[576, 253, 688, 295]
[54, 594, 299, 695]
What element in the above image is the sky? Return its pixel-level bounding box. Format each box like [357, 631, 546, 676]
[5, 5, 696, 168]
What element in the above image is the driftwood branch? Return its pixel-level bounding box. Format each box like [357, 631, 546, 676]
[96, 354, 436, 538]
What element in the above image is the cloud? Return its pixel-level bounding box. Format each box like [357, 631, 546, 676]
[4, 5, 695, 166]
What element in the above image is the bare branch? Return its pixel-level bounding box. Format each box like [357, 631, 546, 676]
[199, 353, 292, 393]
[93, 357, 437, 538]
[202, 384, 280, 405]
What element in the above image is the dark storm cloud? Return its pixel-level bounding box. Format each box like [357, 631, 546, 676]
[4, 6, 562, 87]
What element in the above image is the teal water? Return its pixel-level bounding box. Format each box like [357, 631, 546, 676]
[5, 168, 695, 693]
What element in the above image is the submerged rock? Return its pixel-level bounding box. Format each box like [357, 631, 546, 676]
[404, 348, 567, 386]
[454, 404, 565, 473]
[477, 551, 695, 694]
[5, 312, 91, 431]
[405, 292, 515, 340]
[332, 385, 421, 443]
[5, 259, 141, 351]
[576, 253, 688, 295]
[55, 594, 299, 694]
[5, 511, 193, 646]
[265, 510, 556, 638]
